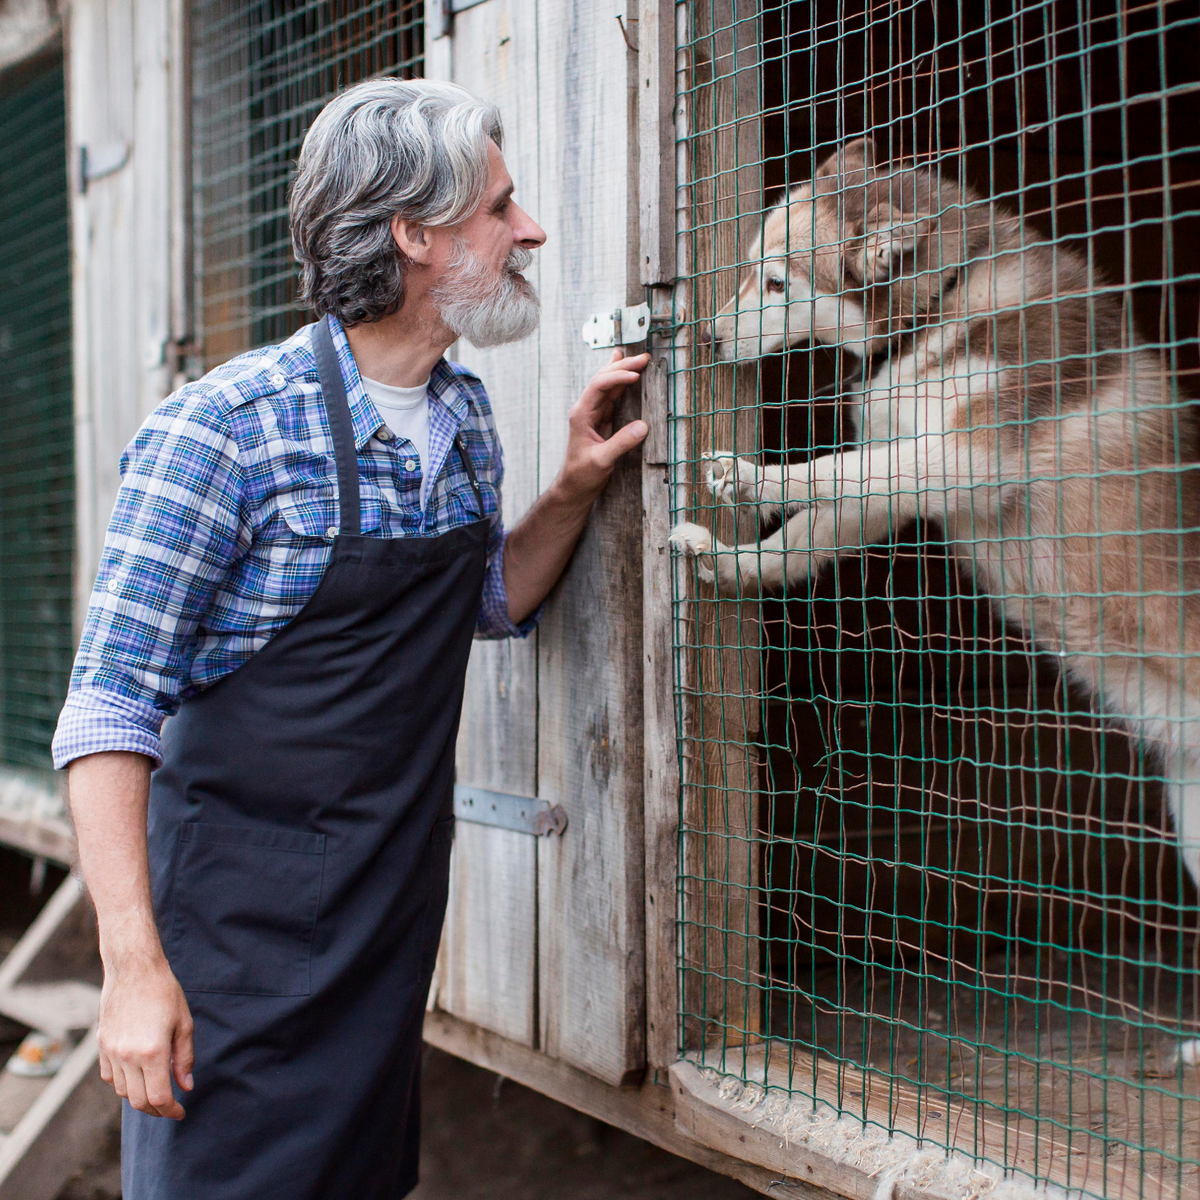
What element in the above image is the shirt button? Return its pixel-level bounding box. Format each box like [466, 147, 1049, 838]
[107, 578, 120, 594]
[326, 525, 339, 539]
[377, 426, 394, 442]
[405, 459, 417, 471]
[271, 373, 286, 389]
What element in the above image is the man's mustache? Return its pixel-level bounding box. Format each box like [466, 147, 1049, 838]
[505, 247, 534, 276]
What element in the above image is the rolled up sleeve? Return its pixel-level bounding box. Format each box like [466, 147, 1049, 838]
[52, 391, 246, 769]
[475, 525, 542, 640]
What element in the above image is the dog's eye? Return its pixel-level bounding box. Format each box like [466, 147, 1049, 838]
[765, 276, 785, 294]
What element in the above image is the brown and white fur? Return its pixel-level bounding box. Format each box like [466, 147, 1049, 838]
[670, 142, 1200, 1017]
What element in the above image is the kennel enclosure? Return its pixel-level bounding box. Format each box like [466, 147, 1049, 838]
[669, 1, 1200, 1197]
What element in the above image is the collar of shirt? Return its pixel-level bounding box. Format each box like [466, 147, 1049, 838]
[323, 316, 471, 497]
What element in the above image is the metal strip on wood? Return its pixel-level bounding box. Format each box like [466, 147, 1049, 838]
[453, 785, 567, 837]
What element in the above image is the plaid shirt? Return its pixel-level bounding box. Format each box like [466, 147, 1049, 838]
[52, 316, 534, 770]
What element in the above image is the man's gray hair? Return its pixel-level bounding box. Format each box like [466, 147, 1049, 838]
[290, 78, 503, 326]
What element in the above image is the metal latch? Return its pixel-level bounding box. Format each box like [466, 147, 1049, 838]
[582, 303, 651, 349]
[453, 785, 568, 836]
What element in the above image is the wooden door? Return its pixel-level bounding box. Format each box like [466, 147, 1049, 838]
[427, 0, 647, 1087]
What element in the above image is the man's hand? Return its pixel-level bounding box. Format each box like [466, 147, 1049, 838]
[502, 348, 650, 624]
[98, 953, 194, 1120]
[556, 350, 650, 502]
[68, 750, 195, 1120]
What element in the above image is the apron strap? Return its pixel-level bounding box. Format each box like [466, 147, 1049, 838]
[455, 432, 484, 510]
[313, 314, 362, 537]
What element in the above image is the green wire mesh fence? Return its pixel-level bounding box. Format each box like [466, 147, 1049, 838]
[0, 57, 74, 774]
[192, 0, 423, 367]
[671, 0, 1200, 1195]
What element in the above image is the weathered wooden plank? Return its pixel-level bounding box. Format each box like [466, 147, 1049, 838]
[69, 0, 180, 628]
[675, 0, 765, 1054]
[533, 0, 646, 1088]
[435, 0, 542, 1049]
[638, 0, 677, 289]
[424, 1010, 828, 1200]
[641, 462, 682, 1073]
[438, 819, 535, 1044]
[671, 1045, 1119, 1200]
[638, 0, 684, 1074]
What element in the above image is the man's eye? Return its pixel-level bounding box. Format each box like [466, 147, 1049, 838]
[765, 277, 785, 294]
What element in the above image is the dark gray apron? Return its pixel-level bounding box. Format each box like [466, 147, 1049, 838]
[123, 314, 489, 1199]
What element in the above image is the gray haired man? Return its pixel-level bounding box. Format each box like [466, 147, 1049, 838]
[53, 79, 648, 1199]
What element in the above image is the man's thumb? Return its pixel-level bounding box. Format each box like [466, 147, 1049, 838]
[599, 420, 648, 467]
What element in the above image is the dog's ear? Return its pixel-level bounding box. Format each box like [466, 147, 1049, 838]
[813, 138, 878, 194]
[858, 203, 932, 284]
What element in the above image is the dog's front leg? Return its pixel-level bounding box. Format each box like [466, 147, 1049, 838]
[705, 453, 825, 524]
[670, 511, 816, 593]
[786, 441, 927, 546]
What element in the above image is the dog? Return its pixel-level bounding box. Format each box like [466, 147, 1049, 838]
[669, 140, 1200, 975]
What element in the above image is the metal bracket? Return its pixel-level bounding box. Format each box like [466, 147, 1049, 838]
[453, 785, 568, 837]
[582, 302, 652, 349]
[79, 142, 130, 193]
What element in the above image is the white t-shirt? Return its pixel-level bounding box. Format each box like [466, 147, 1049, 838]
[361, 375, 432, 509]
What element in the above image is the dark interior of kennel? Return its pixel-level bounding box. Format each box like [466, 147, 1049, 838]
[748, 0, 1200, 1096]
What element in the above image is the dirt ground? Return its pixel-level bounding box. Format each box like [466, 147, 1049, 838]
[53, 1045, 758, 1199]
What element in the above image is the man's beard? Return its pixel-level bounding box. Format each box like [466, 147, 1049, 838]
[432, 240, 540, 348]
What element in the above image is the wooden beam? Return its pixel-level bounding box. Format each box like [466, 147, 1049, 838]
[641, 461, 681, 1073]
[424, 1010, 829, 1200]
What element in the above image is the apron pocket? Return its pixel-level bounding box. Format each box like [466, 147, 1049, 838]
[168, 822, 326, 996]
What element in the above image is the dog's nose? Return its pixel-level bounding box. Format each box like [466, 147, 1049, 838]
[699, 322, 714, 347]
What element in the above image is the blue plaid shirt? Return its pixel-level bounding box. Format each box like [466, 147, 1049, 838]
[52, 316, 534, 770]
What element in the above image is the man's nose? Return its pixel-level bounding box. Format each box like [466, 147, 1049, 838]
[514, 204, 546, 249]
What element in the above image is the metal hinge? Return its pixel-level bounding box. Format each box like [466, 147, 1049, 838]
[582, 303, 652, 349]
[453, 785, 568, 837]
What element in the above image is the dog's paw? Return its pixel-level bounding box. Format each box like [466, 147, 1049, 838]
[669, 522, 716, 583]
[703, 453, 759, 506]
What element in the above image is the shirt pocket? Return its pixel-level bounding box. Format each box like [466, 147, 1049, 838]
[442, 476, 497, 524]
[167, 822, 326, 996]
[275, 485, 383, 538]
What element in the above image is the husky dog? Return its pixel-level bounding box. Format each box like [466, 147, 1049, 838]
[670, 140, 1200, 909]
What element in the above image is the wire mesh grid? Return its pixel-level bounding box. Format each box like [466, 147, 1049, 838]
[192, 0, 423, 367]
[0, 57, 74, 773]
[670, 0, 1200, 1195]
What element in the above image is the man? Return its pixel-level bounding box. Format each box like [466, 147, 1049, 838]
[52, 78, 649, 1199]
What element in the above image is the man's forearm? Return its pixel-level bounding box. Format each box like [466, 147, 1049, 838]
[502, 478, 596, 624]
[68, 751, 163, 969]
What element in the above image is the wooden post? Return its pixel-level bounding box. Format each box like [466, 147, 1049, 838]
[675, 0, 764, 1053]
[638, 0, 683, 1074]
[69, 0, 186, 628]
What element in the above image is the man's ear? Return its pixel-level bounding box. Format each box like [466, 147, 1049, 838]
[391, 214, 430, 263]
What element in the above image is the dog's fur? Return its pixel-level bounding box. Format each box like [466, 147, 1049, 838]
[670, 139, 1200, 894]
